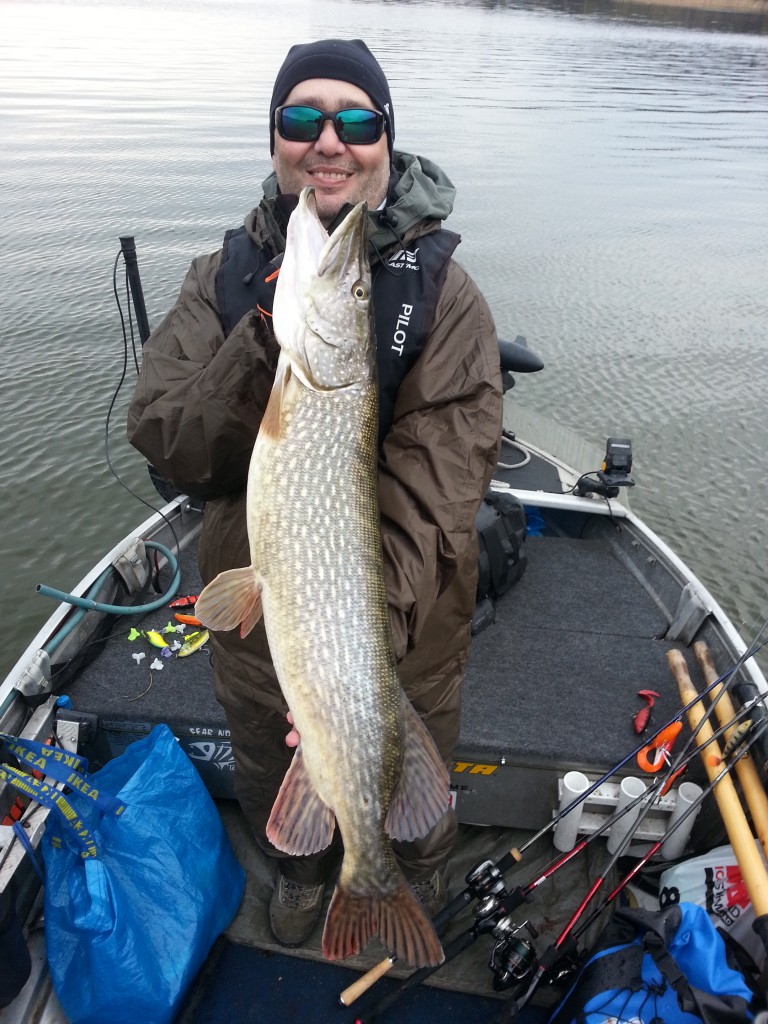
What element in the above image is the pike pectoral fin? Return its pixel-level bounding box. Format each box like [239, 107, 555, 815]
[266, 746, 336, 855]
[385, 700, 450, 842]
[194, 567, 263, 638]
[323, 877, 444, 967]
[259, 351, 291, 440]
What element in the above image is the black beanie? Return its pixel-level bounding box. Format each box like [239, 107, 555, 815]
[269, 39, 394, 163]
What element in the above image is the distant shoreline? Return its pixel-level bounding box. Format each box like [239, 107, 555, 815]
[618, 0, 768, 12]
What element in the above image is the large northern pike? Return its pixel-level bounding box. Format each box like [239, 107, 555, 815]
[195, 188, 447, 967]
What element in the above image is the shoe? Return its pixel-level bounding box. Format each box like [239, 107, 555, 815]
[269, 873, 326, 947]
[409, 869, 447, 919]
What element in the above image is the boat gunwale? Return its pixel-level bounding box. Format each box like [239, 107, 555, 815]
[502, 443, 768, 700]
[0, 498, 202, 719]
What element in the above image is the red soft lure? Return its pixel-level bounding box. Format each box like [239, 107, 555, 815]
[169, 594, 198, 609]
[632, 689, 660, 735]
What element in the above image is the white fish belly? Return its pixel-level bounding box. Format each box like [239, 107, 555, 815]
[249, 378, 403, 857]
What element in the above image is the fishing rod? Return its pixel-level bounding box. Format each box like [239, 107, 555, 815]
[494, 717, 768, 1024]
[488, 694, 759, 923]
[493, 636, 768, 1022]
[671, 648, 768, 960]
[523, 628, 768, 957]
[695, 640, 768, 863]
[351, 907, 535, 1024]
[345, 699, 760, 1021]
[527, 645, 768, 959]
[575, 721, 768, 945]
[347, 778, 677, 1021]
[447, 627, 768, 907]
[340, 631, 768, 1008]
[511, 694, 761, 907]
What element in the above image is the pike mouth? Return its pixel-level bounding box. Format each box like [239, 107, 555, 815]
[294, 190, 330, 270]
[274, 189, 370, 393]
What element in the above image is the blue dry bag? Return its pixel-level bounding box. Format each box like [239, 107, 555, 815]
[34, 724, 245, 1024]
[548, 903, 753, 1024]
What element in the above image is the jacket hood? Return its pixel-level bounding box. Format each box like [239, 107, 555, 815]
[246, 151, 456, 258]
[384, 151, 455, 237]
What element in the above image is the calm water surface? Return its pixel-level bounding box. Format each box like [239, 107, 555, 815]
[2, 0, 767, 681]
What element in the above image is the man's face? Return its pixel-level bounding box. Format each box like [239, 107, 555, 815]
[272, 78, 390, 227]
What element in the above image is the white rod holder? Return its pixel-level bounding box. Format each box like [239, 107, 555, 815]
[606, 776, 647, 854]
[660, 781, 704, 860]
[553, 770, 589, 852]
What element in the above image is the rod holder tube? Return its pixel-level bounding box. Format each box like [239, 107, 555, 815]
[606, 776, 647, 854]
[661, 781, 704, 860]
[553, 771, 589, 852]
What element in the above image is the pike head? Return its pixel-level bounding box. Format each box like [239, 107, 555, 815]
[271, 187, 373, 393]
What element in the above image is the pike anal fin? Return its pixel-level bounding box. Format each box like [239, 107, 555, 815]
[195, 567, 263, 638]
[385, 699, 450, 842]
[323, 877, 444, 968]
[267, 746, 336, 855]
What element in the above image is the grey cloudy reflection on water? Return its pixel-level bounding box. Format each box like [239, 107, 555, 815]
[1, 0, 767, 681]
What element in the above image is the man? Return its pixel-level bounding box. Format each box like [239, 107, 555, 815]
[127, 39, 502, 949]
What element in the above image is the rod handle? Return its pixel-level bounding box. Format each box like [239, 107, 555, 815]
[339, 956, 395, 1006]
[668, 649, 768, 917]
[694, 641, 768, 864]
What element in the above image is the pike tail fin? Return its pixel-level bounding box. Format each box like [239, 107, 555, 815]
[195, 567, 263, 638]
[323, 877, 444, 968]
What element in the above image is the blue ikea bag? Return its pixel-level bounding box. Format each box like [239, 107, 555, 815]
[39, 724, 245, 1024]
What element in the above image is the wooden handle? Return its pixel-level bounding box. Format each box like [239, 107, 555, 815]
[339, 956, 396, 1006]
[694, 641, 768, 863]
[667, 649, 768, 918]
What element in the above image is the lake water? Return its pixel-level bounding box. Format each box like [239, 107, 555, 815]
[2, 0, 767, 682]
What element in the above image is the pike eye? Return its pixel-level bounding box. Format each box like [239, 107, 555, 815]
[352, 280, 368, 301]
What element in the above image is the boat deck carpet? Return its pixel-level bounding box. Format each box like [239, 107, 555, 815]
[67, 519, 690, 783]
[461, 534, 680, 769]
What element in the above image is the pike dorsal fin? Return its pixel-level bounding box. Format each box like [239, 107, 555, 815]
[385, 699, 450, 842]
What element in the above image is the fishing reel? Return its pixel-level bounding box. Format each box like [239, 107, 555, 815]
[488, 916, 538, 991]
[465, 858, 508, 908]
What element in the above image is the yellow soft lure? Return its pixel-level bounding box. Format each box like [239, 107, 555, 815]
[177, 630, 209, 658]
